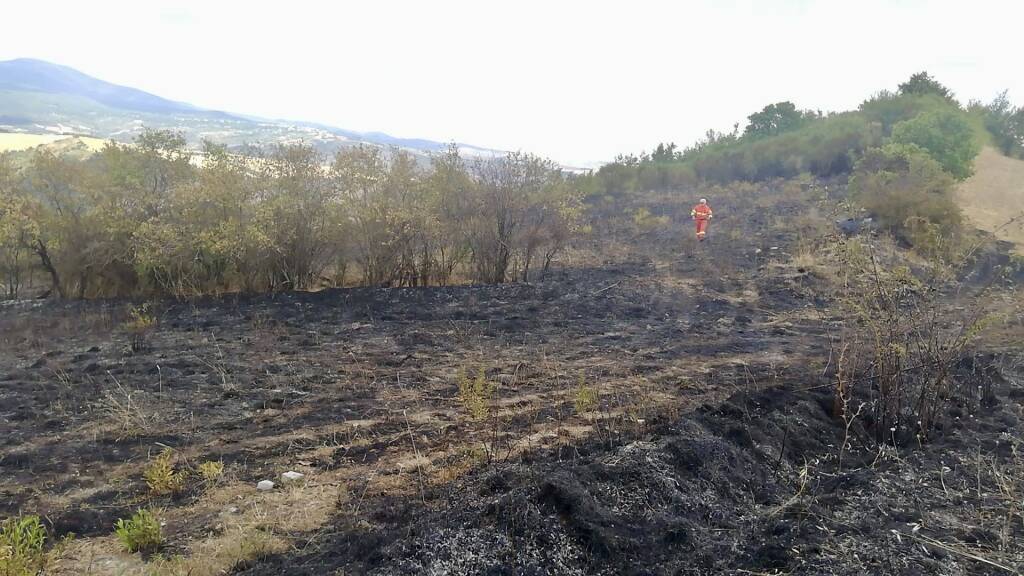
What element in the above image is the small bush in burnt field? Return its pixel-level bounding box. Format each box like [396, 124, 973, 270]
[114, 509, 162, 554]
[0, 515, 46, 576]
[144, 449, 186, 496]
[630, 207, 670, 234]
[457, 367, 494, 421]
[197, 460, 225, 485]
[124, 303, 157, 352]
[573, 374, 599, 415]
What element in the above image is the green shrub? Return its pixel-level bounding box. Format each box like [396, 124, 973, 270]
[114, 509, 162, 553]
[457, 368, 494, 421]
[197, 461, 225, 484]
[850, 143, 962, 247]
[972, 91, 1024, 158]
[0, 515, 47, 576]
[891, 109, 980, 180]
[573, 375, 599, 414]
[144, 449, 185, 496]
[683, 112, 882, 183]
[860, 91, 955, 135]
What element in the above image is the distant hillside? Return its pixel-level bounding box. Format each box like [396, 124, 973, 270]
[957, 146, 1024, 254]
[0, 58, 500, 159]
[0, 58, 211, 116]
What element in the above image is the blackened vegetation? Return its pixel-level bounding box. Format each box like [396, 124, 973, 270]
[241, 361, 1023, 575]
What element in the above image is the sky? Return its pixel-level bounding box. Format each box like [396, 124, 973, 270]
[2, 0, 1023, 166]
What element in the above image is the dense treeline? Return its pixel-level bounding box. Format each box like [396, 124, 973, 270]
[0, 136, 582, 299]
[596, 72, 1018, 193]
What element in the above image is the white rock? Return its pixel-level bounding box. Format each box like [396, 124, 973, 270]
[281, 471, 305, 483]
[257, 480, 275, 491]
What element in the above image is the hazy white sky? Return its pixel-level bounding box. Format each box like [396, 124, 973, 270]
[3, 0, 1023, 165]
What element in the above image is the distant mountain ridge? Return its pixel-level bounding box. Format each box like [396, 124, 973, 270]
[0, 58, 500, 158]
[0, 58, 217, 116]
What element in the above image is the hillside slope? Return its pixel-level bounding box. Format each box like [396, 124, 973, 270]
[0, 58, 205, 116]
[958, 146, 1024, 253]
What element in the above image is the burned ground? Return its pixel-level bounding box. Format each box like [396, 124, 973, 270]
[1, 180, 1022, 575]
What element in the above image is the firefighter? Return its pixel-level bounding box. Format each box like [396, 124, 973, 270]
[690, 198, 713, 241]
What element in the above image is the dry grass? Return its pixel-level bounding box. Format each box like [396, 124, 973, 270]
[0, 133, 107, 153]
[957, 146, 1024, 254]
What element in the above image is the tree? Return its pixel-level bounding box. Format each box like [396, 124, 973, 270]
[649, 142, 678, 163]
[333, 146, 407, 286]
[133, 140, 261, 295]
[420, 144, 474, 285]
[743, 102, 808, 139]
[257, 144, 335, 290]
[859, 90, 957, 135]
[898, 71, 956, 104]
[22, 148, 99, 298]
[890, 108, 980, 180]
[0, 155, 39, 299]
[468, 152, 579, 283]
[976, 90, 1024, 158]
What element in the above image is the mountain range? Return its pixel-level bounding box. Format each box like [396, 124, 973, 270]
[0, 58, 501, 158]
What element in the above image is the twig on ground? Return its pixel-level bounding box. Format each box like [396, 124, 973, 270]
[903, 532, 1019, 574]
[591, 281, 620, 295]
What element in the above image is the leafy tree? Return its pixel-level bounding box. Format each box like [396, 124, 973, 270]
[890, 109, 979, 180]
[420, 144, 475, 285]
[22, 148, 97, 298]
[743, 102, 809, 139]
[974, 90, 1024, 158]
[468, 152, 579, 283]
[649, 142, 678, 163]
[859, 90, 958, 135]
[257, 144, 335, 290]
[898, 71, 956, 104]
[134, 141, 261, 295]
[0, 155, 39, 299]
[333, 145, 408, 286]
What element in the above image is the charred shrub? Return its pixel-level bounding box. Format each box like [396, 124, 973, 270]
[830, 237, 999, 445]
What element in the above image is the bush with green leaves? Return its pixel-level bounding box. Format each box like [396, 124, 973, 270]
[114, 509, 162, 553]
[859, 91, 957, 135]
[144, 449, 185, 496]
[573, 375, 599, 414]
[972, 90, 1024, 158]
[11, 131, 584, 298]
[0, 515, 47, 576]
[898, 71, 957, 103]
[743, 101, 819, 139]
[593, 71, 996, 192]
[891, 108, 980, 180]
[849, 143, 962, 249]
[457, 368, 494, 421]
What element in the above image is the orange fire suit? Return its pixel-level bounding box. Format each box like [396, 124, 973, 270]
[691, 203, 713, 240]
